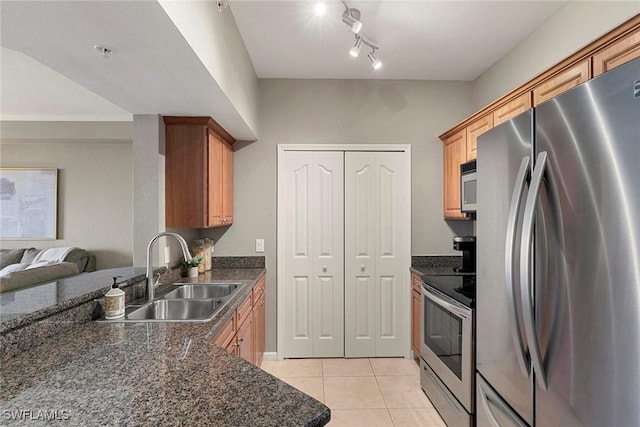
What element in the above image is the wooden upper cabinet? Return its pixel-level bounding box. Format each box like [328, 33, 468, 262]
[466, 114, 493, 161]
[533, 59, 591, 106]
[443, 129, 468, 220]
[493, 92, 532, 127]
[593, 29, 640, 76]
[222, 140, 234, 225]
[164, 116, 234, 228]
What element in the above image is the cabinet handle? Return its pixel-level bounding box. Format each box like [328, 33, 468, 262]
[239, 337, 244, 342]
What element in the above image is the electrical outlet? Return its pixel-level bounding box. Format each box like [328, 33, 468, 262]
[256, 239, 265, 253]
[164, 246, 171, 265]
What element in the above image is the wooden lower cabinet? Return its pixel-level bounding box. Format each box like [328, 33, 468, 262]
[237, 314, 254, 364]
[411, 273, 421, 360]
[212, 276, 266, 367]
[252, 277, 266, 367]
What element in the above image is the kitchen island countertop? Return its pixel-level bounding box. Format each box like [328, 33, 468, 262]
[0, 268, 330, 426]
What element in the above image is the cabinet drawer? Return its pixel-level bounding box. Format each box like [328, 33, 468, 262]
[252, 277, 266, 307]
[213, 315, 236, 348]
[236, 294, 253, 326]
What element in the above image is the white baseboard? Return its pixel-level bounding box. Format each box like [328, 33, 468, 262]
[262, 352, 278, 362]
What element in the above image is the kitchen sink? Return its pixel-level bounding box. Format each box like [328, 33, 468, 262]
[164, 283, 241, 299]
[125, 299, 223, 322]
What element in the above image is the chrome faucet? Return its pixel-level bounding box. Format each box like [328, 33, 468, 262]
[146, 232, 192, 301]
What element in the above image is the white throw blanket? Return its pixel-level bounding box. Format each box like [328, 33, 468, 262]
[32, 247, 76, 264]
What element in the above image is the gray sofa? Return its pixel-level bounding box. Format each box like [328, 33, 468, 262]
[0, 248, 96, 293]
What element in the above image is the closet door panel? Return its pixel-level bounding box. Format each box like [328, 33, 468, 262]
[311, 153, 344, 357]
[281, 150, 344, 358]
[375, 153, 408, 356]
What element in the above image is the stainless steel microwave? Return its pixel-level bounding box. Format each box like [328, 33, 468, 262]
[460, 160, 477, 213]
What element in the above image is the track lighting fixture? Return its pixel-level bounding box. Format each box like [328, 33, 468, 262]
[217, 0, 228, 13]
[347, 34, 382, 70]
[330, 1, 383, 70]
[368, 49, 382, 70]
[349, 36, 363, 58]
[342, 8, 363, 34]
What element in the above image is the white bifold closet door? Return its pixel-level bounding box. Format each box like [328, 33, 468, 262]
[280, 151, 344, 358]
[344, 151, 408, 357]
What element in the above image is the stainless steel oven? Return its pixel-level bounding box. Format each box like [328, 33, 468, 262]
[420, 281, 474, 426]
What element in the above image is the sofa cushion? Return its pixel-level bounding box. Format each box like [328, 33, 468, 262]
[0, 249, 26, 270]
[0, 262, 80, 293]
[64, 248, 90, 272]
[20, 248, 41, 264]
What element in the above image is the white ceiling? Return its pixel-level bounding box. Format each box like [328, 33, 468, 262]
[0, 0, 568, 129]
[230, 0, 567, 80]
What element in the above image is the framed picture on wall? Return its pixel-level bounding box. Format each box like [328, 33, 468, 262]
[0, 168, 58, 239]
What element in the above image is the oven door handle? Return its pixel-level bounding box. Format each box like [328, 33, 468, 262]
[505, 156, 531, 377]
[422, 284, 470, 318]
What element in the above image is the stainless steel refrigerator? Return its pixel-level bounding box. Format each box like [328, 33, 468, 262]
[476, 57, 640, 427]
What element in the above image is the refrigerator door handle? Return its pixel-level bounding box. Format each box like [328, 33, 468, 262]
[504, 156, 531, 377]
[520, 151, 548, 390]
[478, 377, 528, 427]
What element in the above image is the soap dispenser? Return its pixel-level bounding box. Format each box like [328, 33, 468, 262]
[104, 276, 125, 319]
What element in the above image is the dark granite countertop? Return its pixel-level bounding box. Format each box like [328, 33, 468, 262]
[0, 267, 330, 426]
[410, 255, 475, 277]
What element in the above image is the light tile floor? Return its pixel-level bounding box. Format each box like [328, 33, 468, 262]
[260, 358, 446, 427]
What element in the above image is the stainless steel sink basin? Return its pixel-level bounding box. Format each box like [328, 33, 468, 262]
[163, 283, 241, 299]
[126, 299, 222, 322]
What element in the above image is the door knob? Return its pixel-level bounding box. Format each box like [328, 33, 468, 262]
[323, 265, 328, 272]
[361, 264, 365, 272]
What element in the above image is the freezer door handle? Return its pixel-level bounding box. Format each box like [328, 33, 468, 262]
[504, 156, 531, 377]
[478, 377, 528, 427]
[520, 151, 548, 390]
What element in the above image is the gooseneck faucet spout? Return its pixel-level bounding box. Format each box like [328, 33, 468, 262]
[146, 232, 192, 301]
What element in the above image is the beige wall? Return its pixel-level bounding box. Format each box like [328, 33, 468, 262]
[472, 2, 640, 110]
[202, 79, 475, 352]
[159, 1, 259, 138]
[0, 121, 133, 269]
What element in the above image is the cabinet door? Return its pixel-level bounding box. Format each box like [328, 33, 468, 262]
[533, 59, 590, 106]
[222, 141, 234, 225]
[253, 276, 266, 366]
[593, 29, 640, 76]
[443, 130, 467, 220]
[493, 93, 532, 127]
[412, 289, 421, 359]
[466, 114, 493, 161]
[253, 293, 265, 367]
[212, 315, 236, 348]
[165, 124, 208, 227]
[237, 314, 254, 364]
[208, 131, 223, 227]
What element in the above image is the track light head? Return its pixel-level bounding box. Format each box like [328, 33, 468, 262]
[342, 8, 362, 34]
[349, 36, 363, 58]
[368, 49, 382, 70]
